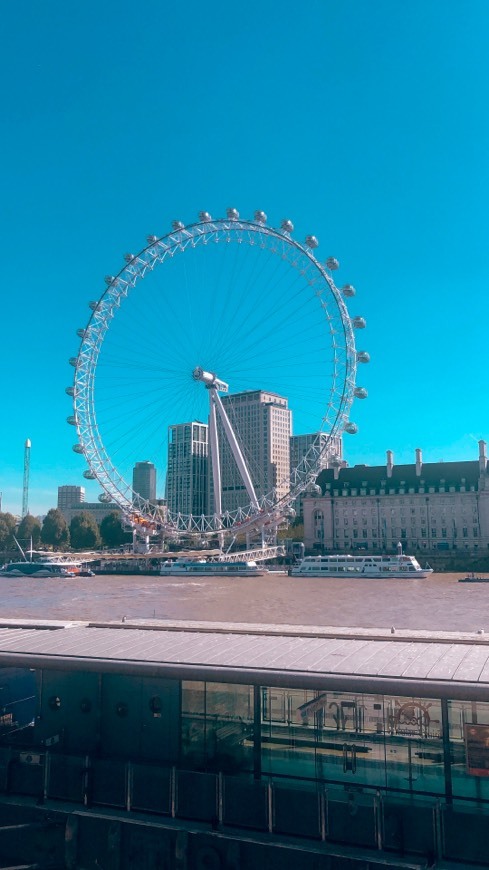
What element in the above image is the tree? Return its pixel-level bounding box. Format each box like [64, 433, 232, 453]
[277, 523, 304, 541]
[41, 509, 70, 549]
[99, 512, 131, 548]
[17, 514, 42, 550]
[69, 512, 101, 550]
[0, 513, 16, 550]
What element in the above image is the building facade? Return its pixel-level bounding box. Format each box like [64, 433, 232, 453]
[166, 422, 208, 516]
[304, 442, 489, 553]
[0, 621, 489, 868]
[61, 501, 121, 526]
[57, 485, 85, 512]
[217, 390, 291, 513]
[132, 461, 156, 502]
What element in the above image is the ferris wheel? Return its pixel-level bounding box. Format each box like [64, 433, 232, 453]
[67, 208, 369, 543]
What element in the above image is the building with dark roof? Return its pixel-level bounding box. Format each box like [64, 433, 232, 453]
[303, 441, 489, 553]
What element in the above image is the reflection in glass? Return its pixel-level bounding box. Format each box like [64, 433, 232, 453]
[181, 681, 254, 774]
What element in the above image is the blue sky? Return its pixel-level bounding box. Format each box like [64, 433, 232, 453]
[1, 0, 488, 516]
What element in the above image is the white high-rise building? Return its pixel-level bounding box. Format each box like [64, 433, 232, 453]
[132, 461, 157, 503]
[216, 390, 291, 514]
[166, 422, 208, 516]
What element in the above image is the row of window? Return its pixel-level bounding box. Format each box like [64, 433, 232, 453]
[325, 528, 480, 540]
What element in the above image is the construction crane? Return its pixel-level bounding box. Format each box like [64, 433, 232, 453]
[22, 439, 31, 518]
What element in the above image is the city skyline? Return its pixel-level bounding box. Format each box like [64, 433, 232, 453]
[1, 1, 488, 515]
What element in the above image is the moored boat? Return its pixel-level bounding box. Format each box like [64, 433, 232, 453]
[0, 561, 73, 578]
[290, 546, 432, 579]
[160, 558, 266, 577]
[459, 573, 489, 583]
[0, 551, 95, 578]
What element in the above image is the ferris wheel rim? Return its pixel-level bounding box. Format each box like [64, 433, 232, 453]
[70, 212, 362, 537]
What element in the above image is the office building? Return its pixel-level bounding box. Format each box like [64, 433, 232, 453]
[217, 390, 291, 513]
[132, 461, 156, 503]
[166, 422, 208, 516]
[57, 485, 85, 513]
[303, 441, 489, 552]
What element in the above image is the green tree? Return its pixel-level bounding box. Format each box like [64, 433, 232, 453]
[17, 514, 42, 550]
[278, 523, 304, 541]
[41, 509, 70, 550]
[99, 512, 131, 548]
[69, 512, 101, 549]
[0, 513, 16, 550]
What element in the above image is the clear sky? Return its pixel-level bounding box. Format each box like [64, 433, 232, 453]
[1, 0, 488, 516]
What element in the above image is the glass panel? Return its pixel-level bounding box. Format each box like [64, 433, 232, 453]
[181, 681, 253, 774]
[383, 695, 445, 796]
[314, 691, 387, 790]
[261, 687, 318, 779]
[448, 700, 489, 800]
[262, 686, 448, 797]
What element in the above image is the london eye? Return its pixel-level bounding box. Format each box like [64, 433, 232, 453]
[67, 209, 368, 549]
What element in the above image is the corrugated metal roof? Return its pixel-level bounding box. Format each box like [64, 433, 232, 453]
[0, 622, 489, 700]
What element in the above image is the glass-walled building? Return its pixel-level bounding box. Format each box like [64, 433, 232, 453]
[1, 622, 489, 868]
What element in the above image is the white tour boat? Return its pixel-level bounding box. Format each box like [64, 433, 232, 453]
[290, 546, 432, 579]
[160, 558, 266, 577]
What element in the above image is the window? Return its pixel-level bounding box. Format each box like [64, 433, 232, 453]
[463, 528, 468, 538]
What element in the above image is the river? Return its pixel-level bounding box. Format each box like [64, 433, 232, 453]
[0, 572, 488, 632]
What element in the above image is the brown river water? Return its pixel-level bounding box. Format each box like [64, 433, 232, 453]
[0, 572, 488, 633]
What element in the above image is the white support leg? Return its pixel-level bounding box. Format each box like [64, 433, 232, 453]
[213, 389, 260, 510]
[209, 392, 222, 520]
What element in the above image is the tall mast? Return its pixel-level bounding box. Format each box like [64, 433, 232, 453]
[22, 438, 31, 518]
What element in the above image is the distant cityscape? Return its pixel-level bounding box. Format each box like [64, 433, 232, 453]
[56, 388, 344, 526]
[2, 386, 489, 555]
